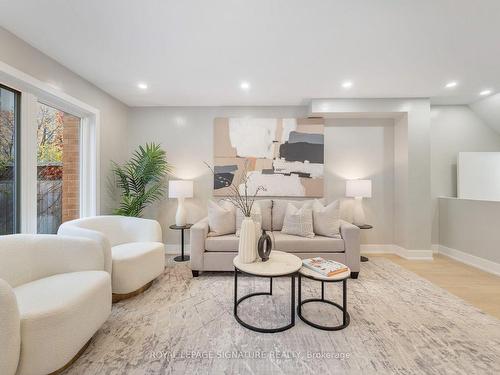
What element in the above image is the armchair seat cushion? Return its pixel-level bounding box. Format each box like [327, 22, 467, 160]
[14, 271, 111, 375]
[111, 242, 165, 294]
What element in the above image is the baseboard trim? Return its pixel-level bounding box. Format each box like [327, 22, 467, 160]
[393, 245, 433, 260]
[437, 245, 500, 276]
[360, 244, 393, 254]
[165, 244, 191, 255]
[361, 244, 433, 260]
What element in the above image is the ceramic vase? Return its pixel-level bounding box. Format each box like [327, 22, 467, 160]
[238, 217, 257, 263]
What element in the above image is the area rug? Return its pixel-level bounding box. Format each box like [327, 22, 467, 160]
[62, 257, 500, 375]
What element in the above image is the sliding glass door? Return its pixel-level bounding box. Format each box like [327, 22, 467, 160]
[0, 85, 20, 234]
[0, 73, 97, 235]
[37, 103, 81, 234]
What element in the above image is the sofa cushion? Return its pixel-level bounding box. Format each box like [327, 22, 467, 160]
[205, 234, 239, 252]
[112, 242, 165, 294]
[313, 199, 341, 237]
[14, 271, 111, 375]
[272, 199, 313, 231]
[272, 231, 344, 253]
[208, 200, 236, 236]
[205, 231, 344, 253]
[255, 199, 273, 231]
[281, 203, 315, 238]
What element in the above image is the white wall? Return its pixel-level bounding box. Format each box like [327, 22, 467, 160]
[430, 106, 500, 243]
[324, 119, 394, 245]
[439, 197, 500, 268]
[0, 27, 129, 213]
[458, 152, 500, 201]
[470, 93, 500, 135]
[394, 114, 408, 249]
[311, 98, 432, 254]
[127, 106, 308, 243]
[128, 108, 395, 245]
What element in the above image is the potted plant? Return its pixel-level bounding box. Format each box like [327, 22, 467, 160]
[111, 143, 172, 217]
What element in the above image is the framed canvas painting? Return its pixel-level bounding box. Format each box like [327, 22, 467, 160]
[213, 117, 324, 197]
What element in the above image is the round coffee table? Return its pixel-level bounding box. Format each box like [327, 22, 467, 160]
[233, 250, 302, 333]
[297, 264, 351, 331]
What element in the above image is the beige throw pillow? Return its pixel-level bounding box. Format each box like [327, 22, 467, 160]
[271, 199, 313, 231]
[236, 204, 262, 237]
[312, 199, 341, 238]
[207, 200, 236, 236]
[281, 203, 315, 238]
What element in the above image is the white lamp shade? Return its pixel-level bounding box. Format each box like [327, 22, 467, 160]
[169, 180, 193, 198]
[345, 179, 372, 198]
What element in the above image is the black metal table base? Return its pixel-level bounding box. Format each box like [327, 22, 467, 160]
[297, 273, 350, 331]
[174, 255, 190, 262]
[234, 267, 295, 333]
[170, 224, 191, 263]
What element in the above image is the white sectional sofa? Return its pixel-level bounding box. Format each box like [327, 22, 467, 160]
[58, 215, 165, 301]
[0, 234, 111, 375]
[190, 199, 360, 278]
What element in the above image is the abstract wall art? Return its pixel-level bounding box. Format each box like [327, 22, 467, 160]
[213, 117, 324, 197]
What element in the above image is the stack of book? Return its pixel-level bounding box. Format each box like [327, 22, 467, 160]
[302, 257, 348, 277]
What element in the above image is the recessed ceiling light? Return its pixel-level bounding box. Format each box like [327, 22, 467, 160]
[480, 89, 492, 96]
[137, 82, 148, 90]
[240, 81, 250, 90]
[445, 81, 458, 88]
[342, 81, 353, 89]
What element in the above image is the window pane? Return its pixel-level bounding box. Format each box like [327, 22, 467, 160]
[0, 86, 18, 235]
[37, 103, 80, 234]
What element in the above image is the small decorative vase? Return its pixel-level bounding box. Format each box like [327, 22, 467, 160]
[258, 229, 272, 262]
[238, 217, 257, 263]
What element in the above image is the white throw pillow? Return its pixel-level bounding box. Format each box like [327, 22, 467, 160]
[312, 199, 341, 238]
[281, 203, 315, 238]
[236, 204, 262, 237]
[271, 199, 314, 231]
[207, 200, 236, 236]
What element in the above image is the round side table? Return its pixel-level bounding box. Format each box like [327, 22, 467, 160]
[233, 250, 302, 333]
[356, 224, 373, 262]
[297, 265, 351, 331]
[169, 224, 192, 262]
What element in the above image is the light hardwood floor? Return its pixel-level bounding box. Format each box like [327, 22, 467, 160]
[368, 253, 500, 319]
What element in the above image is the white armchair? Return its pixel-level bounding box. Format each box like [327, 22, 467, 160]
[58, 215, 165, 301]
[0, 234, 111, 375]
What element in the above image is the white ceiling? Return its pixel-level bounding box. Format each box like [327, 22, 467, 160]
[1, 0, 500, 107]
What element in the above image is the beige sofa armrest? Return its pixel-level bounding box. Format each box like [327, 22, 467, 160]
[340, 220, 360, 273]
[0, 279, 20, 375]
[190, 217, 209, 271]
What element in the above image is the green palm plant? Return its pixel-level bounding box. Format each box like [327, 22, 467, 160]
[111, 143, 172, 217]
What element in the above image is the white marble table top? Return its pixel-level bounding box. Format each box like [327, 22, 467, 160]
[299, 264, 351, 281]
[233, 250, 302, 276]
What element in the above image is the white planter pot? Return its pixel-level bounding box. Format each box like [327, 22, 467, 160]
[238, 217, 257, 263]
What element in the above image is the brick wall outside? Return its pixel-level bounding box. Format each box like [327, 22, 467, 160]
[62, 114, 80, 223]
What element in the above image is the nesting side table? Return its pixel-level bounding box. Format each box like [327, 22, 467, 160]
[233, 251, 302, 333]
[297, 265, 351, 331]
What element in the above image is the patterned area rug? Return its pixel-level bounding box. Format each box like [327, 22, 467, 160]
[63, 257, 500, 375]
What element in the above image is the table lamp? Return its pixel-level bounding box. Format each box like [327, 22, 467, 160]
[169, 180, 193, 226]
[345, 179, 372, 226]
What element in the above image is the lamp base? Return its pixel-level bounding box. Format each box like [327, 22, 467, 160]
[352, 197, 366, 226]
[175, 198, 187, 226]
